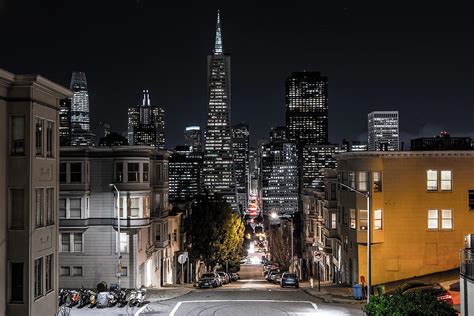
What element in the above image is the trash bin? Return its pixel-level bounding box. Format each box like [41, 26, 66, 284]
[353, 283, 363, 300]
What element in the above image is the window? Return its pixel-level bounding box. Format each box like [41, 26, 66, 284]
[331, 213, 337, 229]
[441, 209, 453, 230]
[122, 267, 128, 277]
[155, 224, 162, 241]
[441, 171, 452, 191]
[9, 188, 24, 230]
[70, 163, 82, 183]
[10, 115, 25, 156]
[129, 198, 140, 217]
[359, 210, 367, 230]
[349, 172, 355, 189]
[59, 198, 66, 218]
[427, 170, 438, 191]
[373, 172, 382, 192]
[118, 197, 125, 218]
[119, 233, 128, 252]
[35, 118, 44, 157]
[46, 188, 54, 225]
[469, 190, 474, 211]
[34, 258, 43, 299]
[374, 209, 382, 230]
[163, 222, 169, 240]
[156, 163, 163, 182]
[342, 207, 348, 225]
[35, 188, 44, 228]
[61, 232, 83, 252]
[173, 229, 178, 242]
[45, 254, 53, 293]
[10, 262, 23, 303]
[46, 121, 54, 157]
[69, 198, 81, 218]
[143, 196, 150, 218]
[72, 266, 83, 276]
[128, 163, 139, 182]
[143, 163, 149, 181]
[60, 163, 67, 183]
[350, 209, 356, 229]
[74, 233, 83, 252]
[358, 172, 368, 191]
[428, 209, 438, 229]
[61, 233, 70, 252]
[115, 162, 123, 182]
[60, 266, 70, 276]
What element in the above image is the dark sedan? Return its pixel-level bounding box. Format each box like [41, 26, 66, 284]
[280, 273, 299, 288]
[198, 273, 219, 288]
[403, 285, 453, 305]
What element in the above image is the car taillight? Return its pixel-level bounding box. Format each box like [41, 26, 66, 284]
[437, 294, 452, 301]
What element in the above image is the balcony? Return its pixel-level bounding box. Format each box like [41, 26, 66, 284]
[60, 217, 151, 229]
[461, 249, 474, 280]
[154, 239, 169, 249]
[113, 217, 151, 229]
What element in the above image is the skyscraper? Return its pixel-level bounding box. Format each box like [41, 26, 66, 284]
[169, 145, 203, 203]
[127, 90, 165, 149]
[286, 72, 328, 145]
[184, 126, 202, 152]
[202, 11, 237, 210]
[368, 111, 399, 151]
[59, 98, 71, 146]
[70, 72, 95, 146]
[232, 123, 250, 213]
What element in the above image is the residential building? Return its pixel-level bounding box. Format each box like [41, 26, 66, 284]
[411, 132, 472, 151]
[367, 111, 399, 151]
[59, 146, 177, 289]
[127, 90, 165, 150]
[184, 126, 202, 152]
[0, 68, 72, 315]
[202, 11, 237, 210]
[169, 145, 202, 203]
[232, 123, 250, 213]
[336, 151, 474, 286]
[70, 72, 95, 146]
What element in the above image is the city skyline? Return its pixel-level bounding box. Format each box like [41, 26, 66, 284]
[1, 2, 472, 148]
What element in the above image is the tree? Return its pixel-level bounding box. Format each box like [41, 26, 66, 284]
[363, 291, 457, 316]
[189, 196, 245, 269]
[268, 224, 291, 270]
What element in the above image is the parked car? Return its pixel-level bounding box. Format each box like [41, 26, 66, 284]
[198, 273, 220, 288]
[403, 285, 453, 305]
[230, 273, 240, 281]
[385, 281, 434, 296]
[217, 271, 230, 284]
[280, 273, 299, 288]
[267, 270, 280, 283]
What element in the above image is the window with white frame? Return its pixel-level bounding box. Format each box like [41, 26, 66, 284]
[129, 198, 140, 217]
[374, 209, 382, 230]
[349, 172, 355, 189]
[441, 209, 453, 229]
[357, 172, 369, 191]
[60, 232, 83, 252]
[427, 209, 438, 229]
[441, 171, 452, 191]
[119, 233, 128, 253]
[155, 223, 162, 241]
[59, 198, 66, 218]
[35, 188, 44, 228]
[331, 213, 337, 229]
[69, 163, 82, 183]
[59, 197, 82, 219]
[127, 163, 139, 182]
[427, 170, 438, 191]
[359, 210, 367, 230]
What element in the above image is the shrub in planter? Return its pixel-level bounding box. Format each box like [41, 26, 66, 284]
[363, 291, 457, 316]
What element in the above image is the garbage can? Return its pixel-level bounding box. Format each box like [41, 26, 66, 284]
[353, 283, 363, 300]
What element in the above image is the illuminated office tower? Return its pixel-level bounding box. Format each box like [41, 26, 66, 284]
[368, 111, 399, 151]
[70, 72, 95, 146]
[184, 126, 202, 152]
[232, 123, 250, 213]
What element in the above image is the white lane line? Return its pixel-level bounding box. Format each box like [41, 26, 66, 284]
[169, 300, 318, 316]
[134, 303, 149, 316]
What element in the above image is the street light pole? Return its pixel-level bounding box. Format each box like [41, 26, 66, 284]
[110, 184, 121, 289]
[338, 181, 371, 303]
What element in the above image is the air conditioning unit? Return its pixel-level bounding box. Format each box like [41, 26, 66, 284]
[464, 234, 474, 249]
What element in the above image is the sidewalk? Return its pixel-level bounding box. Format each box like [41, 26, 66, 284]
[300, 280, 365, 305]
[146, 283, 195, 302]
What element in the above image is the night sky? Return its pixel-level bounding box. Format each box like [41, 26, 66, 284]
[1, 1, 473, 148]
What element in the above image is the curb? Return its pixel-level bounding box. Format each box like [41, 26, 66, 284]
[301, 288, 365, 305]
[147, 288, 194, 302]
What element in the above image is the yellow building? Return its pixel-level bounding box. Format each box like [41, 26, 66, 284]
[337, 151, 474, 286]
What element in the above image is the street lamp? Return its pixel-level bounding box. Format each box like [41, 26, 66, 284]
[110, 183, 121, 289]
[338, 181, 371, 303]
[270, 212, 294, 274]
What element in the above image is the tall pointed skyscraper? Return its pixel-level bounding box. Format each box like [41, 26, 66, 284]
[70, 71, 95, 146]
[203, 11, 237, 210]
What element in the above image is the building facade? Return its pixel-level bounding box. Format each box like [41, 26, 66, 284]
[58, 146, 178, 289]
[202, 11, 237, 209]
[367, 111, 399, 151]
[232, 123, 250, 213]
[168, 146, 202, 203]
[70, 72, 95, 146]
[302, 144, 344, 191]
[184, 126, 202, 152]
[410, 132, 472, 151]
[59, 98, 71, 146]
[336, 151, 474, 286]
[0, 69, 72, 316]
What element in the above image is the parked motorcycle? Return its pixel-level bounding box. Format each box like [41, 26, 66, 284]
[88, 289, 97, 308]
[128, 288, 147, 307]
[114, 288, 128, 308]
[58, 289, 67, 307]
[65, 289, 80, 307]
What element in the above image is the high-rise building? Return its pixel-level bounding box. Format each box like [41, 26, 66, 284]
[286, 72, 328, 145]
[127, 90, 165, 149]
[202, 11, 237, 210]
[410, 132, 472, 151]
[184, 126, 202, 152]
[232, 123, 250, 213]
[70, 72, 95, 146]
[342, 139, 368, 152]
[368, 111, 399, 151]
[59, 98, 72, 146]
[0, 68, 72, 315]
[169, 145, 203, 203]
[302, 144, 345, 191]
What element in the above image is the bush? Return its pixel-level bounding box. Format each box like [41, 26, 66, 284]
[363, 291, 457, 316]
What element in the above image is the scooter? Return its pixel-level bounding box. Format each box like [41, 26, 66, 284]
[65, 289, 80, 307]
[129, 288, 147, 307]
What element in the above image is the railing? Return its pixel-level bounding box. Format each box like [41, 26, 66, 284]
[460, 249, 474, 280]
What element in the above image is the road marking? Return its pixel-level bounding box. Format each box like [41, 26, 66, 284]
[169, 300, 317, 316]
[134, 303, 149, 316]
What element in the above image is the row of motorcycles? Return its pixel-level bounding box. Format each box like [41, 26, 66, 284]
[58, 287, 147, 308]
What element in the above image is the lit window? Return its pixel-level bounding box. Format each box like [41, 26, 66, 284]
[119, 233, 128, 253]
[373, 172, 382, 192]
[349, 172, 355, 189]
[441, 171, 452, 191]
[427, 170, 438, 191]
[428, 209, 438, 229]
[359, 210, 367, 230]
[374, 209, 382, 230]
[350, 209, 356, 229]
[441, 209, 453, 230]
[358, 172, 369, 191]
[331, 213, 337, 229]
